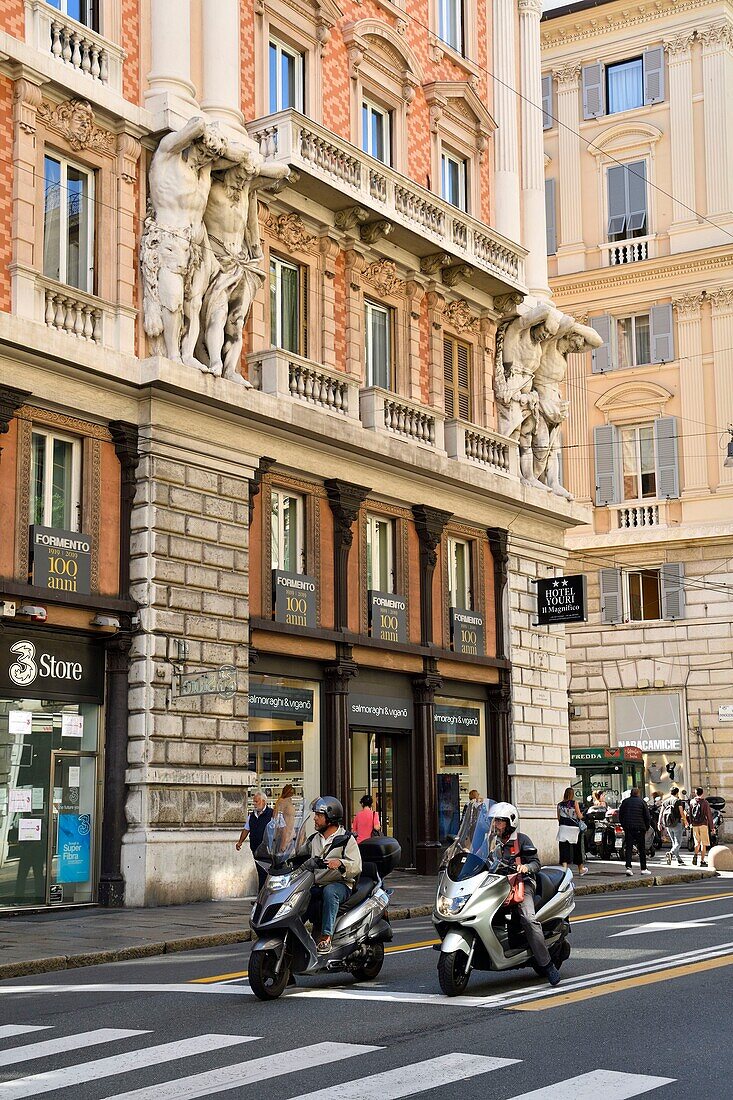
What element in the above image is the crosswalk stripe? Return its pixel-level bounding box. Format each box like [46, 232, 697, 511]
[0, 1029, 145, 1068]
[107, 1042, 380, 1100]
[0, 1027, 51, 1041]
[286, 1053, 519, 1100]
[504, 1069, 675, 1099]
[0, 1034, 257, 1098]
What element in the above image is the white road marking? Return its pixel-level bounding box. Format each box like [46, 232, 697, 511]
[611, 911, 733, 937]
[108, 1043, 380, 1100]
[0, 1034, 257, 1098]
[578, 892, 733, 925]
[0, 1029, 145, 1068]
[505, 1069, 674, 1099]
[0, 1027, 51, 1041]
[286, 1053, 518, 1100]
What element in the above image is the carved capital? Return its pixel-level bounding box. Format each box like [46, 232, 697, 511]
[420, 252, 452, 276]
[0, 385, 32, 435]
[116, 131, 141, 184]
[664, 31, 696, 57]
[518, 0, 543, 16]
[318, 233, 341, 276]
[335, 206, 370, 232]
[38, 97, 115, 154]
[412, 664, 443, 703]
[443, 299, 479, 333]
[708, 286, 733, 313]
[326, 479, 370, 544]
[316, 18, 331, 54]
[406, 280, 426, 314]
[265, 211, 315, 251]
[442, 264, 472, 289]
[248, 456, 276, 525]
[553, 63, 581, 89]
[429, 103, 443, 133]
[412, 504, 452, 568]
[494, 291, 524, 315]
[108, 421, 140, 478]
[402, 78, 417, 113]
[13, 78, 43, 134]
[348, 45, 364, 79]
[700, 21, 733, 49]
[324, 656, 359, 693]
[105, 630, 134, 673]
[673, 292, 705, 319]
[362, 259, 406, 297]
[359, 219, 393, 245]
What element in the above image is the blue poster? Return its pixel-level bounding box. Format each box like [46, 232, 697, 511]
[57, 814, 91, 883]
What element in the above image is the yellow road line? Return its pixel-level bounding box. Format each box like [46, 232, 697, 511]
[509, 953, 733, 1011]
[573, 890, 733, 923]
[189, 939, 439, 983]
[386, 939, 438, 953]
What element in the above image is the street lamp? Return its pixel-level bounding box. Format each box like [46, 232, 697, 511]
[725, 428, 733, 469]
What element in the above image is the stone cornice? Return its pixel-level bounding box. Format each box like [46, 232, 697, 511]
[541, 0, 720, 50]
[550, 249, 733, 298]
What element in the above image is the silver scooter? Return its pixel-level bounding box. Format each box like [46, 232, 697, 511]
[433, 801, 575, 995]
[249, 813, 399, 1000]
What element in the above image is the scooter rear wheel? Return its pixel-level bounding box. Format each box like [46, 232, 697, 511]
[249, 949, 291, 1001]
[437, 950, 471, 996]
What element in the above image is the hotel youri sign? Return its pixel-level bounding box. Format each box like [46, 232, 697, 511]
[369, 591, 407, 643]
[273, 570, 317, 628]
[450, 609, 485, 656]
[535, 575, 587, 625]
[30, 526, 92, 595]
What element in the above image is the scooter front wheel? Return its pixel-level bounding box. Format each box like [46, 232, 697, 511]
[249, 949, 291, 1000]
[351, 942, 385, 981]
[437, 949, 471, 996]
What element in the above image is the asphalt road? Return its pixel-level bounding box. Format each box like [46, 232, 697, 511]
[1, 878, 732, 1098]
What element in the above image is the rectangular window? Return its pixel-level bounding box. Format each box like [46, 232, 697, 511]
[621, 424, 656, 501]
[365, 299, 393, 390]
[366, 514, 395, 593]
[607, 161, 647, 241]
[46, 0, 98, 30]
[441, 151, 468, 211]
[606, 58, 644, 114]
[270, 255, 306, 354]
[30, 429, 82, 530]
[362, 99, 392, 165]
[447, 536, 472, 610]
[615, 314, 651, 369]
[443, 336, 472, 420]
[271, 489, 305, 574]
[43, 155, 94, 292]
[625, 569, 661, 621]
[438, 0, 464, 53]
[269, 38, 304, 113]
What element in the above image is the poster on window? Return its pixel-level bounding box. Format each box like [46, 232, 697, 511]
[57, 813, 92, 883]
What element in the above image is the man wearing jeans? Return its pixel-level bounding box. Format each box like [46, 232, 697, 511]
[619, 787, 652, 877]
[297, 796, 361, 955]
[660, 786, 687, 866]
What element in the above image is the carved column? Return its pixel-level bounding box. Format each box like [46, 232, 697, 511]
[426, 289, 446, 408]
[325, 479, 371, 631]
[701, 23, 733, 216]
[319, 234, 341, 369]
[487, 527, 509, 660]
[98, 629, 133, 907]
[145, 0, 197, 113]
[323, 647, 358, 808]
[412, 658, 443, 875]
[565, 346, 591, 502]
[201, 0, 244, 128]
[406, 279, 426, 402]
[553, 64, 584, 271]
[108, 421, 140, 600]
[487, 674, 512, 803]
[412, 504, 452, 647]
[493, 0, 520, 242]
[344, 248, 367, 380]
[709, 288, 733, 486]
[0, 385, 31, 464]
[664, 34, 697, 226]
[518, 0, 549, 297]
[673, 294, 708, 493]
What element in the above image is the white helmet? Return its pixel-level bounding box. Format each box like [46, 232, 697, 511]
[491, 802, 519, 830]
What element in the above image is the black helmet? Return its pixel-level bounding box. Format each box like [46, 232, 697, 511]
[312, 795, 343, 825]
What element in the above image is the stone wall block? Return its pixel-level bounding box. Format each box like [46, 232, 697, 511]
[219, 474, 248, 499]
[184, 564, 222, 590]
[202, 543, 236, 569]
[201, 743, 234, 767]
[183, 789, 216, 824]
[186, 467, 220, 492]
[166, 741, 200, 764]
[221, 720, 247, 742]
[169, 536, 204, 562]
[150, 788, 184, 824]
[181, 716, 219, 739]
[184, 615, 220, 640]
[186, 515, 220, 541]
[152, 457, 186, 485]
[217, 789, 246, 824]
[217, 619, 248, 643]
[218, 571, 248, 595]
[168, 587, 204, 612]
[155, 508, 187, 535]
[200, 593, 237, 617]
[203, 496, 236, 520]
[170, 486, 205, 513]
[153, 559, 187, 584]
[217, 521, 246, 548]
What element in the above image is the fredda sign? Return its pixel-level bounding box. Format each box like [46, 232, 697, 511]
[536, 576, 587, 625]
[272, 570, 317, 628]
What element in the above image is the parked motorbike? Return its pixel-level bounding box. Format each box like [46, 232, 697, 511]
[248, 814, 400, 1000]
[433, 800, 574, 996]
[584, 806, 617, 859]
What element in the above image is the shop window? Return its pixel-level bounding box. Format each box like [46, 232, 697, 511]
[366, 514, 395, 593]
[270, 488, 305, 574]
[365, 299, 393, 390]
[270, 254, 307, 355]
[441, 149, 468, 212]
[443, 335, 472, 421]
[362, 99, 392, 166]
[614, 692, 684, 798]
[269, 37, 305, 113]
[30, 428, 82, 531]
[43, 154, 94, 293]
[438, 0, 463, 54]
[447, 536, 472, 610]
[46, 0, 99, 30]
[435, 698, 485, 844]
[247, 675, 320, 816]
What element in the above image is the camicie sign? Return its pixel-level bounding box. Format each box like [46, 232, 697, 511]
[535, 576, 587, 625]
[30, 526, 92, 595]
[272, 570, 317, 628]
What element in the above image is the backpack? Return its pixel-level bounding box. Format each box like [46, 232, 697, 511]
[689, 798, 705, 825]
[669, 799, 681, 825]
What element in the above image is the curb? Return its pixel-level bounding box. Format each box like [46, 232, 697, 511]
[0, 871, 716, 982]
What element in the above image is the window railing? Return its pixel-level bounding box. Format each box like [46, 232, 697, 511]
[25, 0, 125, 94]
[612, 502, 667, 529]
[247, 349, 360, 420]
[604, 235, 654, 266]
[444, 419, 519, 477]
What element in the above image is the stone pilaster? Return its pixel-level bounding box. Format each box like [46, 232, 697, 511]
[319, 234, 341, 369]
[201, 0, 244, 129]
[412, 659, 443, 875]
[343, 248, 366, 380]
[406, 279, 426, 403]
[553, 63, 585, 273]
[518, 0, 550, 297]
[493, 0, 521, 242]
[412, 504, 452, 647]
[425, 289, 446, 408]
[665, 33, 697, 227]
[709, 287, 733, 486]
[564, 348, 591, 503]
[700, 22, 733, 216]
[673, 294, 708, 494]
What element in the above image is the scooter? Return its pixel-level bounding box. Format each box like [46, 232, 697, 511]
[433, 801, 575, 996]
[248, 814, 400, 1000]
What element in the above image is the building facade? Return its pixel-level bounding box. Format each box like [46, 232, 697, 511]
[542, 0, 733, 811]
[0, 0, 579, 910]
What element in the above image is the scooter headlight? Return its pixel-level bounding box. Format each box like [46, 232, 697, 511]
[268, 872, 294, 889]
[437, 894, 469, 916]
[276, 889, 306, 917]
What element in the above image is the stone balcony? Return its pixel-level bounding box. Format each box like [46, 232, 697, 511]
[24, 0, 125, 95]
[611, 502, 668, 529]
[247, 111, 527, 296]
[603, 234, 656, 267]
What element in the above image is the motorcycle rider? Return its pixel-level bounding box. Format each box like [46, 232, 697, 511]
[296, 796, 362, 955]
[491, 802, 562, 987]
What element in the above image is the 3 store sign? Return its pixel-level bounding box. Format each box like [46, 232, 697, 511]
[0, 629, 104, 702]
[8, 641, 82, 687]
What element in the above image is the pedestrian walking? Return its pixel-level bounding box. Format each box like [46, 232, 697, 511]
[351, 794, 381, 843]
[618, 787, 651, 877]
[236, 790, 273, 892]
[556, 787, 588, 877]
[659, 786, 687, 866]
[689, 786, 715, 867]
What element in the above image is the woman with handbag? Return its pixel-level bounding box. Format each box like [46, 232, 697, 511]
[351, 794, 382, 843]
[557, 786, 588, 876]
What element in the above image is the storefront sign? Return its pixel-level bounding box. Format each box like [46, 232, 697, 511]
[618, 738, 680, 753]
[349, 694, 414, 729]
[0, 629, 104, 702]
[273, 571, 317, 628]
[434, 704, 481, 736]
[570, 746, 643, 764]
[450, 609, 485, 656]
[536, 576, 587, 625]
[30, 526, 92, 595]
[719, 705, 733, 722]
[249, 684, 314, 722]
[369, 592, 407, 643]
[57, 813, 91, 883]
[175, 665, 237, 699]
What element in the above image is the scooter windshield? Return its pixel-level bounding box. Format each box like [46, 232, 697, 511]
[262, 807, 308, 867]
[441, 798, 499, 881]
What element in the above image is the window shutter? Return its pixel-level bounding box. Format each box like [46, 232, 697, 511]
[654, 416, 680, 499]
[600, 568, 623, 624]
[607, 165, 628, 238]
[300, 264, 309, 356]
[545, 178, 557, 256]
[443, 337, 455, 418]
[626, 161, 648, 234]
[582, 62, 605, 119]
[661, 562, 685, 620]
[643, 46, 665, 104]
[542, 73, 554, 129]
[456, 340, 472, 421]
[590, 314, 612, 373]
[650, 303, 674, 363]
[594, 423, 620, 505]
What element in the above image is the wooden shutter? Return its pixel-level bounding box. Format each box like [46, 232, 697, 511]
[643, 46, 665, 104]
[661, 562, 685, 620]
[542, 73, 554, 129]
[600, 568, 623, 624]
[627, 160, 647, 234]
[444, 336, 472, 421]
[545, 178, 557, 256]
[590, 315, 612, 373]
[650, 303, 674, 363]
[594, 423, 620, 505]
[299, 264, 309, 356]
[607, 165, 628, 238]
[443, 337, 455, 418]
[582, 62, 605, 119]
[654, 416, 680, 499]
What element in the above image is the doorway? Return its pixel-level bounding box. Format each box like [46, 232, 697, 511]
[350, 730, 412, 864]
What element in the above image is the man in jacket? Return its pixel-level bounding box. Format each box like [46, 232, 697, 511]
[690, 786, 715, 867]
[235, 790, 273, 892]
[296, 795, 362, 955]
[619, 787, 651, 877]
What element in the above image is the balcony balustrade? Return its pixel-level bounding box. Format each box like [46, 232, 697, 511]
[360, 387, 444, 451]
[612, 503, 666, 529]
[41, 280, 102, 343]
[604, 235, 654, 266]
[25, 0, 125, 94]
[248, 349, 360, 420]
[444, 419, 518, 476]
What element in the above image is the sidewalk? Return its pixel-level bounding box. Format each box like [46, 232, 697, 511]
[0, 858, 717, 980]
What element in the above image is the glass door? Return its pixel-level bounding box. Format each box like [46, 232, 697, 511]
[48, 752, 96, 904]
[370, 733, 394, 837]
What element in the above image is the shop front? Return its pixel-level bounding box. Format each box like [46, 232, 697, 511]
[0, 627, 104, 910]
[434, 698, 487, 842]
[247, 671, 321, 820]
[571, 746, 645, 806]
[612, 692, 688, 798]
